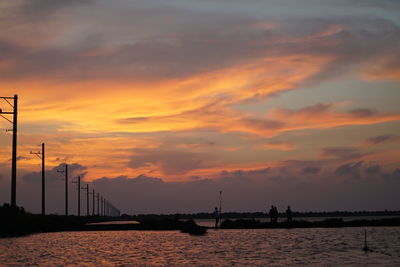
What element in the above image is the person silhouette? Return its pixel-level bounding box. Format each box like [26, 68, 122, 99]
[286, 206, 292, 223]
[269, 205, 274, 223]
[213, 207, 220, 228]
[273, 206, 279, 223]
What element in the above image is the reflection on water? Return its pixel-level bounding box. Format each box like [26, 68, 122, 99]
[195, 216, 400, 227]
[1, 227, 399, 266]
[86, 220, 140, 225]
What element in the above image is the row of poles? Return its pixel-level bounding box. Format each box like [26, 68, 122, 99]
[1, 95, 121, 216]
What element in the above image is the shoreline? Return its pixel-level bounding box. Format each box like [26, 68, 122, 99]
[2, 216, 400, 238]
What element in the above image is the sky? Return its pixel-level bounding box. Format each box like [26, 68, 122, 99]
[0, 0, 399, 215]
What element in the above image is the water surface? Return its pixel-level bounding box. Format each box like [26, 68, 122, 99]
[1, 227, 399, 266]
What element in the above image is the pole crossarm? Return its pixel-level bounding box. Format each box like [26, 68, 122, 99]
[3, 98, 14, 108]
[30, 143, 46, 215]
[57, 164, 68, 216]
[0, 114, 13, 124]
[30, 151, 43, 159]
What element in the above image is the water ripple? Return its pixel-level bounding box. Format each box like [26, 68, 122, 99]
[1, 227, 400, 266]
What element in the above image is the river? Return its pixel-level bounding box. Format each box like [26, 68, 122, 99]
[1, 227, 399, 266]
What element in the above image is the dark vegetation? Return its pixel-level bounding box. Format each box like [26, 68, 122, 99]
[1, 204, 115, 238]
[2, 203, 399, 238]
[220, 217, 400, 229]
[0, 204, 207, 237]
[121, 210, 400, 221]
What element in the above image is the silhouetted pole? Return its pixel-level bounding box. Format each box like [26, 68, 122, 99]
[30, 143, 46, 215]
[101, 197, 103, 216]
[57, 163, 69, 215]
[85, 184, 89, 216]
[66, 164, 68, 216]
[97, 192, 100, 215]
[92, 189, 95, 216]
[78, 176, 80, 216]
[41, 143, 45, 215]
[11, 95, 18, 207]
[0, 95, 18, 207]
[73, 176, 81, 216]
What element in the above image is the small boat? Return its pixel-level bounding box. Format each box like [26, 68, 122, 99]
[181, 226, 207, 236]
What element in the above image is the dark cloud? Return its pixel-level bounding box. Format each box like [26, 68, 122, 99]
[91, 162, 400, 214]
[296, 103, 333, 114]
[321, 147, 367, 160]
[129, 149, 215, 175]
[302, 166, 320, 174]
[219, 168, 270, 178]
[19, 0, 92, 18]
[16, 156, 29, 161]
[349, 109, 378, 117]
[337, 0, 400, 10]
[365, 134, 400, 145]
[392, 169, 400, 179]
[2, 161, 399, 214]
[0, 3, 399, 87]
[365, 165, 381, 175]
[334, 161, 363, 178]
[22, 163, 87, 184]
[241, 118, 286, 130]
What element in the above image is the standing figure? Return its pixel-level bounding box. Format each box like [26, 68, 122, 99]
[273, 206, 279, 223]
[269, 205, 275, 223]
[213, 207, 220, 228]
[286, 206, 292, 223]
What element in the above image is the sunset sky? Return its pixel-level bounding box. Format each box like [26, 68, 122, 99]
[1, 0, 399, 214]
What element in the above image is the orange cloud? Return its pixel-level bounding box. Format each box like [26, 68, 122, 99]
[229, 103, 400, 137]
[1, 6, 400, 182]
[259, 141, 295, 151]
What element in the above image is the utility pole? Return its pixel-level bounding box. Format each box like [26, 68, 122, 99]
[30, 143, 45, 215]
[85, 184, 89, 216]
[0, 95, 18, 207]
[72, 176, 81, 216]
[77, 176, 80, 216]
[97, 192, 100, 215]
[100, 196, 103, 216]
[11, 95, 17, 207]
[92, 189, 95, 216]
[57, 164, 68, 216]
[41, 143, 45, 215]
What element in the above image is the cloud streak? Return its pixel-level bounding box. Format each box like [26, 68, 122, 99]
[365, 134, 400, 145]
